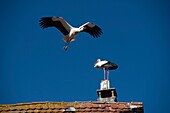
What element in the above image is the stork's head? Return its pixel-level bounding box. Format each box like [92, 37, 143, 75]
[94, 59, 101, 68]
[96, 59, 101, 62]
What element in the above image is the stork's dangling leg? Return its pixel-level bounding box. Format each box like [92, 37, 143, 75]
[63, 42, 70, 51]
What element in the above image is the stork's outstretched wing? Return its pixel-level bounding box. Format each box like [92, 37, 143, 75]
[39, 17, 72, 35]
[79, 22, 103, 38]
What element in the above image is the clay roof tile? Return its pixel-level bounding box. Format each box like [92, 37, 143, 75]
[0, 101, 143, 113]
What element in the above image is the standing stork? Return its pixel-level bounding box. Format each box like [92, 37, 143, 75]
[39, 16, 103, 51]
[94, 59, 118, 80]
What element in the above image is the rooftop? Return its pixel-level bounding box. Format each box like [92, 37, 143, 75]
[0, 101, 143, 113]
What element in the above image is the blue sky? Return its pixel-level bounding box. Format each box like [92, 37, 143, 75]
[0, 0, 169, 113]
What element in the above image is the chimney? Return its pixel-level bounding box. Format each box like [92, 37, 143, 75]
[97, 80, 117, 102]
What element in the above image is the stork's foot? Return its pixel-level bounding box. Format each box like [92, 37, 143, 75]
[63, 46, 68, 51]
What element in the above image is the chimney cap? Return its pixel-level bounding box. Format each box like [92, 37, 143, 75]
[97, 88, 117, 102]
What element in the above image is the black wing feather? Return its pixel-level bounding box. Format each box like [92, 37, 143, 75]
[83, 25, 103, 38]
[107, 61, 118, 70]
[39, 17, 69, 35]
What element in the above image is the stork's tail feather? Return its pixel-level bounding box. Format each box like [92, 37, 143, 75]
[62, 35, 76, 43]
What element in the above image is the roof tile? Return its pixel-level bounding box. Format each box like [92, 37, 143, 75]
[0, 101, 144, 113]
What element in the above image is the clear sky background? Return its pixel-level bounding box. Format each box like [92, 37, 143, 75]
[0, 0, 169, 113]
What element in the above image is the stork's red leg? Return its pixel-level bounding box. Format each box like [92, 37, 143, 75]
[63, 42, 70, 51]
[103, 68, 107, 80]
[107, 70, 109, 80]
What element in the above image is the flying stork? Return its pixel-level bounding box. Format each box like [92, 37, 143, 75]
[39, 16, 103, 50]
[94, 59, 118, 80]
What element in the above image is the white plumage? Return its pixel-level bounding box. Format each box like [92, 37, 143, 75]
[39, 16, 103, 50]
[94, 59, 118, 80]
[94, 59, 108, 68]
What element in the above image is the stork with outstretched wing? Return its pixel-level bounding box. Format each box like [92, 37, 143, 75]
[39, 17, 103, 50]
